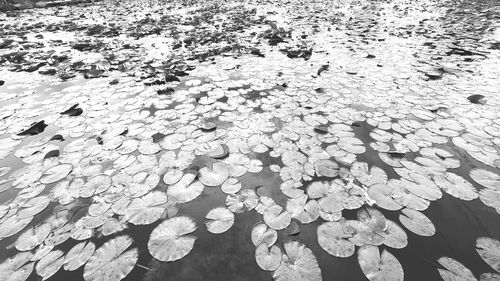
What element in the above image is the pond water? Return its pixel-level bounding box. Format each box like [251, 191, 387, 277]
[0, 0, 499, 281]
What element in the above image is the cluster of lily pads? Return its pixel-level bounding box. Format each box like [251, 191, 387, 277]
[0, 0, 500, 281]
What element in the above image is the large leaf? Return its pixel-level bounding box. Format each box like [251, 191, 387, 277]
[476, 237, 500, 273]
[470, 169, 500, 190]
[199, 162, 229, 186]
[263, 204, 291, 230]
[351, 162, 387, 186]
[84, 235, 138, 281]
[148, 216, 197, 262]
[64, 241, 96, 271]
[36, 250, 64, 281]
[0, 215, 33, 238]
[437, 257, 476, 281]
[125, 191, 168, 225]
[40, 164, 73, 184]
[273, 241, 321, 281]
[358, 245, 404, 281]
[0, 252, 34, 281]
[317, 220, 355, 258]
[167, 173, 204, 203]
[399, 208, 435, 237]
[15, 222, 51, 251]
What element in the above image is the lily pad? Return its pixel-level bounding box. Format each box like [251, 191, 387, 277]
[314, 159, 339, 177]
[255, 243, 282, 271]
[263, 204, 291, 230]
[167, 173, 204, 203]
[351, 162, 388, 186]
[399, 208, 435, 237]
[15, 222, 52, 251]
[148, 216, 197, 262]
[476, 237, 500, 273]
[317, 220, 355, 258]
[125, 191, 168, 225]
[358, 245, 404, 281]
[199, 162, 230, 186]
[0, 215, 33, 238]
[251, 222, 278, 247]
[273, 241, 321, 281]
[205, 207, 234, 234]
[40, 164, 73, 184]
[84, 235, 138, 281]
[437, 257, 476, 281]
[36, 250, 64, 280]
[470, 169, 500, 190]
[64, 241, 96, 271]
[0, 252, 34, 281]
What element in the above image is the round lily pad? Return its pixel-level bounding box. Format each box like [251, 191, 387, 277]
[255, 243, 282, 271]
[148, 216, 197, 262]
[205, 207, 234, 234]
[84, 235, 138, 281]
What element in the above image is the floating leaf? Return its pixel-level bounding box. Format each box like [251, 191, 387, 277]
[226, 189, 259, 213]
[0, 252, 34, 281]
[476, 237, 500, 273]
[64, 241, 96, 271]
[479, 188, 500, 214]
[251, 222, 278, 247]
[36, 250, 64, 280]
[317, 220, 355, 258]
[263, 204, 291, 230]
[357, 206, 387, 233]
[358, 245, 404, 281]
[167, 173, 204, 203]
[205, 207, 234, 234]
[84, 235, 138, 281]
[378, 220, 408, 249]
[148, 216, 197, 262]
[437, 257, 476, 281]
[480, 273, 500, 281]
[199, 162, 230, 186]
[273, 241, 321, 281]
[221, 178, 242, 194]
[314, 159, 339, 177]
[399, 208, 435, 236]
[15, 222, 51, 251]
[255, 243, 282, 271]
[125, 191, 168, 225]
[18, 196, 51, 218]
[40, 164, 73, 184]
[0, 215, 33, 238]
[368, 184, 402, 211]
[470, 169, 500, 190]
[434, 173, 478, 201]
[351, 162, 387, 186]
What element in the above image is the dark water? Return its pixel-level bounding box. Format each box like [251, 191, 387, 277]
[1, 0, 500, 281]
